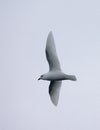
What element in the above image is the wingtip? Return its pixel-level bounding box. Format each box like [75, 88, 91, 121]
[48, 31, 53, 36]
[51, 98, 58, 106]
[46, 31, 53, 43]
[49, 95, 58, 106]
[53, 102, 58, 106]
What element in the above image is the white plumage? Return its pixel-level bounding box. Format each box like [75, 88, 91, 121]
[38, 31, 77, 106]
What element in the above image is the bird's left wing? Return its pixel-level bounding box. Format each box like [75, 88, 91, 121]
[45, 31, 61, 71]
[49, 81, 62, 106]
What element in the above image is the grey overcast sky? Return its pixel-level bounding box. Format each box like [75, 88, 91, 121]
[0, 0, 100, 130]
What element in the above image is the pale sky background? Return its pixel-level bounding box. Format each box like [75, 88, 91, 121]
[0, 0, 100, 130]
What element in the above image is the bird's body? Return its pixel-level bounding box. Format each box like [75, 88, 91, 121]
[38, 31, 77, 106]
[41, 71, 76, 81]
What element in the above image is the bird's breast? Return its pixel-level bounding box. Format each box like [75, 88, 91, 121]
[45, 71, 67, 81]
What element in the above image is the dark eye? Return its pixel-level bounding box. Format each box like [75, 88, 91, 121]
[41, 75, 43, 77]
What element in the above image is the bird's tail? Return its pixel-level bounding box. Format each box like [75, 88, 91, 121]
[67, 75, 77, 81]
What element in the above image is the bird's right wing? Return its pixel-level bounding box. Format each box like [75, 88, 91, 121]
[49, 81, 62, 106]
[45, 31, 61, 71]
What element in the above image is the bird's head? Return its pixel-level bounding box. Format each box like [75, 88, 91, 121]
[38, 75, 45, 80]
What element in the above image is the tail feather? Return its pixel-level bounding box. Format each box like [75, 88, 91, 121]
[67, 75, 77, 81]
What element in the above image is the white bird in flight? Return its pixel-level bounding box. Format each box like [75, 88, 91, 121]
[38, 31, 77, 106]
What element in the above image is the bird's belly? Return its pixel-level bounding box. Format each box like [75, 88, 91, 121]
[46, 72, 66, 81]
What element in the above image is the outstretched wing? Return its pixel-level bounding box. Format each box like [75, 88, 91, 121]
[45, 31, 61, 71]
[49, 81, 62, 106]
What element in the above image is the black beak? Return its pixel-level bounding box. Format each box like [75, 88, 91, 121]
[38, 78, 41, 80]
